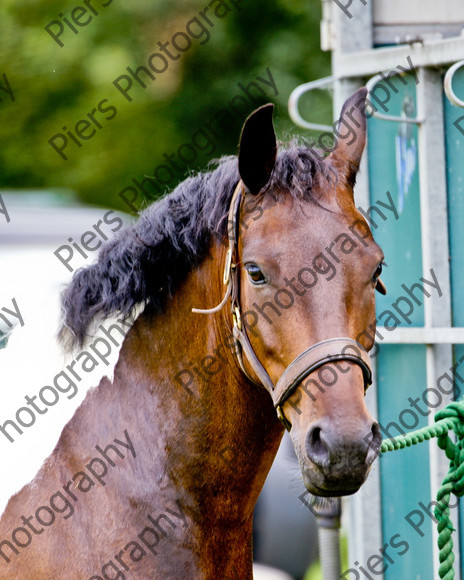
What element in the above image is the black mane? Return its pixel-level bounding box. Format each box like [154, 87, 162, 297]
[59, 142, 331, 347]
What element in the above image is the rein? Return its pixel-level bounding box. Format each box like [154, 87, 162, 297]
[192, 180, 373, 430]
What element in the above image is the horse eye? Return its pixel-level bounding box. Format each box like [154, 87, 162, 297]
[374, 261, 387, 295]
[245, 263, 266, 285]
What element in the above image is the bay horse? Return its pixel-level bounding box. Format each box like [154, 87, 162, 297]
[0, 88, 384, 579]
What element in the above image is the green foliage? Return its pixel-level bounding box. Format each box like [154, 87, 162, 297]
[0, 0, 330, 211]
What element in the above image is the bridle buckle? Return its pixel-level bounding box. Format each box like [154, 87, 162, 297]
[233, 306, 242, 331]
[223, 248, 233, 286]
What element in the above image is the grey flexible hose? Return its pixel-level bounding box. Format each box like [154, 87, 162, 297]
[318, 526, 341, 580]
[314, 497, 342, 580]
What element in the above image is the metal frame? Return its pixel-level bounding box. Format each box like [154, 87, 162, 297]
[289, 1, 464, 577]
[380, 328, 464, 344]
[333, 36, 464, 79]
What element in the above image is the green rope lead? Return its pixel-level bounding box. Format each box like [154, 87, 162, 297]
[379, 401, 464, 580]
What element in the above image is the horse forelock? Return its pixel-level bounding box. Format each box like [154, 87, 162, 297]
[59, 142, 332, 349]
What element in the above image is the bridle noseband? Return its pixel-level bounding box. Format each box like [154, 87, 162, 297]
[193, 180, 372, 430]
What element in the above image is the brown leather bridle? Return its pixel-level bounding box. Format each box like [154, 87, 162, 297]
[193, 180, 372, 430]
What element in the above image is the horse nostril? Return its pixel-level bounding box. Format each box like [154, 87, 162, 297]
[310, 427, 324, 453]
[306, 426, 329, 467]
[366, 421, 382, 463]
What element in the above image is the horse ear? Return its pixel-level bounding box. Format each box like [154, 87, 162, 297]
[238, 103, 277, 194]
[329, 87, 367, 184]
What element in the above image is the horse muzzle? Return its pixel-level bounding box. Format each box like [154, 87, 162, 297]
[297, 417, 382, 496]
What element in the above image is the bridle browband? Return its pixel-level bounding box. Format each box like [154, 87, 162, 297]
[192, 180, 372, 430]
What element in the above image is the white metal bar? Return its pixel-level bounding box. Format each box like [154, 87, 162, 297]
[288, 76, 335, 131]
[333, 36, 464, 79]
[417, 64, 459, 578]
[378, 327, 464, 344]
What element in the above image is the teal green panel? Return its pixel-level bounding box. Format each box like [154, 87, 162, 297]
[368, 76, 433, 577]
[377, 345, 433, 580]
[367, 74, 423, 328]
[445, 65, 464, 327]
[443, 65, 464, 576]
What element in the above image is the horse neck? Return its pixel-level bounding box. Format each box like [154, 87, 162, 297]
[113, 239, 283, 524]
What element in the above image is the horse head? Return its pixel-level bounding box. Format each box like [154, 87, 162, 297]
[232, 88, 384, 496]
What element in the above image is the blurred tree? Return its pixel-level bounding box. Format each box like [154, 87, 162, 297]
[0, 0, 330, 212]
